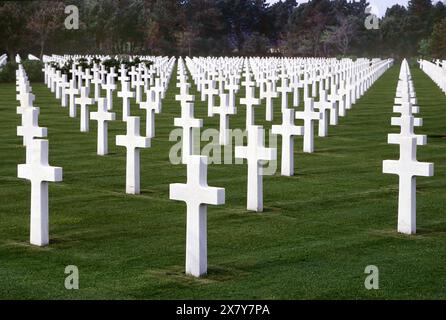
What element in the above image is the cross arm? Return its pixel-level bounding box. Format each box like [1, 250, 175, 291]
[388, 133, 427, 146]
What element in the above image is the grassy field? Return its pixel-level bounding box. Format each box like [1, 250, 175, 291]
[0, 63, 445, 299]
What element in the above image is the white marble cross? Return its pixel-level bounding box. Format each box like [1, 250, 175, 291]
[212, 93, 236, 145]
[91, 71, 102, 101]
[60, 74, 69, 108]
[55, 71, 62, 99]
[66, 79, 79, 118]
[290, 73, 302, 107]
[204, 79, 218, 117]
[116, 116, 151, 194]
[117, 80, 135, 121]
[337, 82, 351, 113]
[90, 98, 116, 155]
[272, 109, 303, 176]
[75, 86, 95, 132]
[134, 72, 144, 104]
[17, 107, 47, 148]
[295, 98, 322, 153]
[313, 92, 333, 137]
[383, 136, 434, 234]
[139, 89, 160, 138]
[16, 91, 35, 119]
[169, 155, 225, 277]
[76, 65, 84, 88]
[103, 74, 116, 111]
[278, 76, 292, 112]
[174, 102, 203, 164]
[153, 78, 164, 111]
[389, 113, 426, 146]
[17, 139, 62, 246]
[118, 64, 128, 83]
[84, 68, 93, 89]
[321, 90, 338, 126]
[129, 66, 138, 87]
[394, 102, 419, 116]
[264, 81, 278, 122]
[235, 126, 276, 212]
[225, 78, 239, 110]
[175, 82, 195, 105]
[240, 85, 260, 128]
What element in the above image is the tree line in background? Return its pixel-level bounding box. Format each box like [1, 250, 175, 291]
[0, 0, 445, 59]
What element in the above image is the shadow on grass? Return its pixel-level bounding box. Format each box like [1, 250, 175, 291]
[146, 264, 250, 285]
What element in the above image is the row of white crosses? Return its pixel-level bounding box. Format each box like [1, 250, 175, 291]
[171, 59, 224, 277]
[419, 59, 446, 94]
[15, 63, 63, 247]
[42, 55, 175, 195]
[169, 57, 395, 277]
[185, 57, 277, 211]
[383, 59, 434, 235]
[186, 57, 393, 172]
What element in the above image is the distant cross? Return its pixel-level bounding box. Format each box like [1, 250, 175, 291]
[290, 73, 302, 107]
[277, 76, 292, 112]
[175, 82, 195, 105]
[17, 107, 47, 148]
[272, 109, 303, 176]
[99, 64, 108, 84]
[83, 68, 93, 89]
[295, 98, 322, 153]
[90, 98, 116, 155]
[153, 78, 164, 111]
[118, 64, 128, 84]
[75, 86, 95, 132]
[240, 85, 260, 128]
[389, 109, 425, 146]
[313, 91, 335, 137]
[116, 116, 151, 194]
[55, 71, 62, 100]
[264, 81, 278, 122]
[134, 72, 145, 104]
[60, 75, 70, 108]
[117, 80, 135, 121]
[337, 82, 351, 114]
[16, 91, 35, 117]
[128, 66, 138, 87]
[108, 67, 117, 83]
[91, 71, 102, 101]
[203, 79, 218, 117]
[17, 139, 62, 246]
[66, 79, 80, 118]
[394, 101, 419, 116]
[235, 125, 276, 212]
[139, 89, 160, 138]
[225, 77, 239, 109]
[103, 74, 116, 111]
[169, 155, 225, 277]
[328, 83, 344, 118]
[212, 93, 236, 146]
[174, 102, 203, 164]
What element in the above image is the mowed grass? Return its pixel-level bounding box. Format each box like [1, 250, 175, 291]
[0, 63, 445, 299]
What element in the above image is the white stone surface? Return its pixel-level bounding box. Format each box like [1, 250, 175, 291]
[90, 98, 116, 155]
[235, 126, 276, 212]
[17, 139, 62, 246]
[75, 86, 95, 132]
[295, 98, 322, 153]
[169, 155, 225, 277]
[116, 116, 151, 194]
[272, 108, 303, 176]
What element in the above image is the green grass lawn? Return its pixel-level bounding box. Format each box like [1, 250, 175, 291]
[0, 63, 445, 299]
